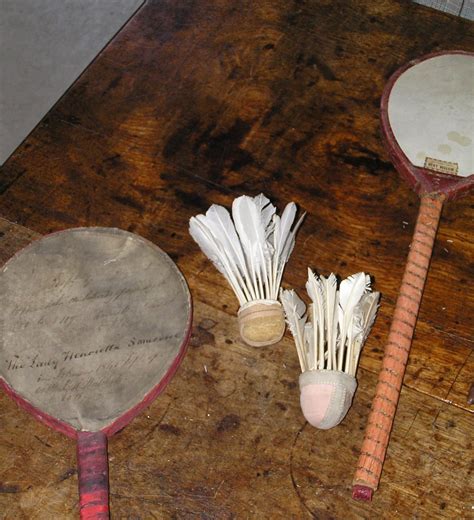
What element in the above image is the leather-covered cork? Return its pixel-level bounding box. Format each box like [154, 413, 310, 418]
[237, 300, 285, 347]
[299, 370, 357, 429]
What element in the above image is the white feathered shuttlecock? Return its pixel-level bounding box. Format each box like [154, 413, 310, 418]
[189, 194, 304, 346]
[281, 270, 380, 429]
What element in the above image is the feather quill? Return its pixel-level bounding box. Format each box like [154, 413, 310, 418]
[273, 209, 305, 296]
[253, 193, 276, 234]
[189, 217, 246, 304]
[358, 291, 380, 343]
[232, 196, 270, 263]
[349, 291, 380, 374]
[304, 321, 314, 366]
[232, 195, 270, 299]
[276, 203, 297, 256]
[306, 269, 325, 370]
[202, 205, 246, 269]
[197, 205, 255, 300]
[281, 270, 379, 378]
[337, 273, 370, 370]
[279, 210, 305, 265]
[280, 289, 307, 371]
[323, 273, 338, 370]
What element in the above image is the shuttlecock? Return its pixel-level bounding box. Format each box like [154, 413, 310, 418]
[189, 194, 304, 347]
[281, 270, 380, 429]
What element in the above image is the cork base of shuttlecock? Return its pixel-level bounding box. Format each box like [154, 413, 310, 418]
[237, 300, 285, 347]
[299, 370, 357, 429]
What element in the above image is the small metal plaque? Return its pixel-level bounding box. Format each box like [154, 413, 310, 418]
[0, 228, 191, 431]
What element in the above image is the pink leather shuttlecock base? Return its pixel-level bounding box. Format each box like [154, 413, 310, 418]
[299, 370, 357, 429]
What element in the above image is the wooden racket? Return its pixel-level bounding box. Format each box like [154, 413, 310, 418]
[0, 227, 192, 518]
[352, 51, 474, 500]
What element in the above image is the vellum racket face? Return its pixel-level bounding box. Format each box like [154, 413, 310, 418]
[381, 51, 474, 200]
[0, 227, 191, 436]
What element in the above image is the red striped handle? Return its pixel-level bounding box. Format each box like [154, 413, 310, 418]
[77, 431, 110, 519]
[352, 193, 444, 500]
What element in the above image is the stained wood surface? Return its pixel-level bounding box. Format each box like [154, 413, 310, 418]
[0, 0, 473, 518]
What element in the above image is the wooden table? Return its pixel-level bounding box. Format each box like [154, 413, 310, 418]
[1, 1, 473, 518]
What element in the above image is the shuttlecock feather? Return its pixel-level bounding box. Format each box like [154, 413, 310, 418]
[190, 194, 304, 346]
[189, 217, 246, 302]
[281, 270, 380, 429]
[280, 289, 307, 370]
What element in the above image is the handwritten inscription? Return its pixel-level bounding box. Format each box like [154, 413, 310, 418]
[4, 334, 181, 374]
[0, 228, 189, 431]
[8, 281, 158, 333]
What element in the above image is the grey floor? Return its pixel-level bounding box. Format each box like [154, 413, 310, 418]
[415, 0, 474, 19]
[0, 0, 143, 164]
[0, 0, 472, 166]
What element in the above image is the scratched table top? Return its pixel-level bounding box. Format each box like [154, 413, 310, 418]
[0, 1, 473, 518]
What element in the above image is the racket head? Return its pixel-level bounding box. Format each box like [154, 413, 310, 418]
[381, 50, 474, 201]
[0, 227, 192, 438]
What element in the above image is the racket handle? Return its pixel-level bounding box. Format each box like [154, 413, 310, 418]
[352, 193, 444, 500]
[77, 431, 110, 519]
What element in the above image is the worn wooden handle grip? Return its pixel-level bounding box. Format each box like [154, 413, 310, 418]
[352, 194, 444, 500]
[77, 431, 110, 519]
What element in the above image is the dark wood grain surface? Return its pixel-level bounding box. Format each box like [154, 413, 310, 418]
[1, 0, 473, 518]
